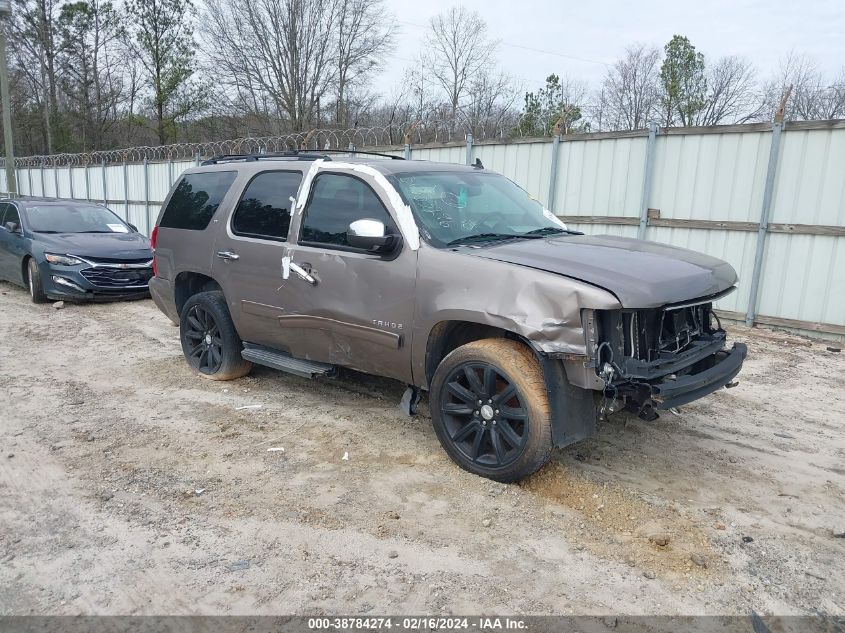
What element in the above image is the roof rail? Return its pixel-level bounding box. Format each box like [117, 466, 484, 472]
[317, 149, 404, 160]
[201, 151, 330, 165]
[200, 148, 404, 165]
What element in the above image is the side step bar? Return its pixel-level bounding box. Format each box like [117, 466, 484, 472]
[242, 344, 335, 379]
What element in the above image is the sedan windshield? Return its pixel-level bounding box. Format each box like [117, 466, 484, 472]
[388, 170, 572, 247]
[24, 204, 131, 234]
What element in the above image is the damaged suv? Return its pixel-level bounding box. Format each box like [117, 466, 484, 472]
[150, 152, 746, 482]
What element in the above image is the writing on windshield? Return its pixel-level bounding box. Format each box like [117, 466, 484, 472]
[388, 171, 568, 247]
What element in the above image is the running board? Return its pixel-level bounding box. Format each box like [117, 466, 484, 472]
[242, 344, 335, 379]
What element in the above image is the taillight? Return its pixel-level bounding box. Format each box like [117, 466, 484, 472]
[151, 225, 159, 277]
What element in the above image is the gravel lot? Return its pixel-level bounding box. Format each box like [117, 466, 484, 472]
[0, 280, 843, 617]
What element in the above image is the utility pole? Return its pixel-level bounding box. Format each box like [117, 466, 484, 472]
[0, 0, 16, 195]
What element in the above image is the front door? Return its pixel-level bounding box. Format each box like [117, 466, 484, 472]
[278, 169, 418, 384]
[0, 203, 25, 283]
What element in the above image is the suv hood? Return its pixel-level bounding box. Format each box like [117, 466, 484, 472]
[467, 234, 737, 308]
[33, 231, 152, 261]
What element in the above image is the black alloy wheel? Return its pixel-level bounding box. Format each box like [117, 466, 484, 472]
[183, 303, 225, 374]
[430, 338, 553, 482]
[179, 291, 253, 381]
[440, 362, 529, 468]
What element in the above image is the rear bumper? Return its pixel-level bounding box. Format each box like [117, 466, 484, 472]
[149, 276, 179, 324]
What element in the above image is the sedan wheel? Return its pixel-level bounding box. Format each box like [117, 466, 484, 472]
[27, 258, 48, 303]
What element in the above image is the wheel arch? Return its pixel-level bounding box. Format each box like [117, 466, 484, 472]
[174, 271, 222, 317]
[423, 320, 536, 388]
[424, 319, 599, 450]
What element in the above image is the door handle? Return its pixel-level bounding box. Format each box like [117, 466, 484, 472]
[216, 250, 240, 261]
[289, 262, 317, 285]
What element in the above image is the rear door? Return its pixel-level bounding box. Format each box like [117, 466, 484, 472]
[211, 169, 305, 348]
[277, 169, 418, 383]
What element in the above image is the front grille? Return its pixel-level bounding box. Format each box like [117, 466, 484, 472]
[622, 305, 708, 362]
[80, 266, 152, 289]
[597, 303, 714, 366]
[83, 256, 153, 265]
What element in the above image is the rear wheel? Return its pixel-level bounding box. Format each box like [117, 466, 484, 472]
[430, 338, 553, 482]
[180, 291, 252, 381]
[27, 258, 47, 303]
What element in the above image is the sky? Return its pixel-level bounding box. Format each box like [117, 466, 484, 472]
[375, 0, 845, 96]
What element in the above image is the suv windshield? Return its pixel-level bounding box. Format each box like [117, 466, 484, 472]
[24, 204, 130, 234]
[388, 170, 570, 247]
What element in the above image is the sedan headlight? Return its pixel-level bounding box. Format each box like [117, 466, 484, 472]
[45, 253, 86, 266]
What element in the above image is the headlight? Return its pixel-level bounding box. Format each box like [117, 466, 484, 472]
[45, 253, 86, 266]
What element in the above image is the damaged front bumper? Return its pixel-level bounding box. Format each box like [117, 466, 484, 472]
[589, 298, 747, 419]
[624, 341, 747, 411]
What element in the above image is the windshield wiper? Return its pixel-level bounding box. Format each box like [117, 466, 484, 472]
[523, 226, 576, 236]
[79, 230, 113, 233]
[446, 233, 533, 246]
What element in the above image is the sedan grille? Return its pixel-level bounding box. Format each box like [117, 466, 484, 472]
[83, 256, 153, 265]
[80, 266, 152, 289]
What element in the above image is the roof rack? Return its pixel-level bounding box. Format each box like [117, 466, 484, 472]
[201, 148, 404, 166]
[318, 149, 404, 160]
[201, 151, 327, 165]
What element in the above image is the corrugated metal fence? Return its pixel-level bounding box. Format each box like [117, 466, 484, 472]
[3, 120, 844, 339]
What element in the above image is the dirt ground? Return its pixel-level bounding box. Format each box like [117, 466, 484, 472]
[0, 280, 843, 617]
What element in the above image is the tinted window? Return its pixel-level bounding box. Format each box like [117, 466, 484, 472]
[4, 205, 20, 227]
[231, 171, 302, 241]
[301, 174, 394, 248]
[160, 171, 237, 230]
[0, 202, 9, 224]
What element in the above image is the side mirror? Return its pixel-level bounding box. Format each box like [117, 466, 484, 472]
[128, 223, 138, 232]
[4, 221, 20, 234]
[347, 219, 401, 254]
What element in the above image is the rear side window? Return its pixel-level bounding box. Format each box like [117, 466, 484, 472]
[231, 171, 302, 241]
[300, 173, 394, 248]
[159, 171, 237, 230]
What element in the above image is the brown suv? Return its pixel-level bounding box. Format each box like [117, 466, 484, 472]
[150, 151, 746, 482]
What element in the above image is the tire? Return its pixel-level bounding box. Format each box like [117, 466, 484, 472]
[27, 258, 48, 303]
[179, 290, 252, 381]
[430, 338, 553, 483]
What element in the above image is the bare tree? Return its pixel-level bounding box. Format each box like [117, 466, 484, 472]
[463, 71, 517, 137]
[333, 0, 394, 126]
[759, 53, 845, 121]
[423, 6, 498, 120]
[696, 56, 761, 125]
[202, 0, 340, 132]
[598, 43, 660, 130]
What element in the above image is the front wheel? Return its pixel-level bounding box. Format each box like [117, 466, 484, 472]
[430, 338, 553, 482]
[27, 258, 47, 303]
[179, 291, 252, 381]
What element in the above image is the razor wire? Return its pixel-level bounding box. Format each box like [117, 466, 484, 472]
[6, 116, 525, 168]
